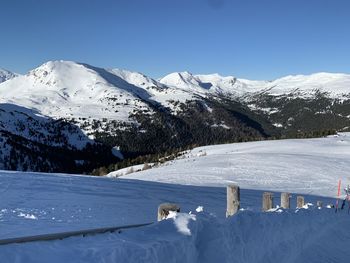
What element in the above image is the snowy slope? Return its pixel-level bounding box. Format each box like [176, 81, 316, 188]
[0, 68, 18, 83]
[108, 68, 197, 112]
[266, 72, 350, 97]
[0, 169, 347, 262]
[120, 133, 350, 198]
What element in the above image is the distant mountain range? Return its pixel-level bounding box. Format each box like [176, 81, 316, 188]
[1, 61, 349, 173]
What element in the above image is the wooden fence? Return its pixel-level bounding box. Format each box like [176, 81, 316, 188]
[0, 223, 152, 246]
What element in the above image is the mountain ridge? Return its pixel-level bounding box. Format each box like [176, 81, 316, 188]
[0, 68, 18, 83]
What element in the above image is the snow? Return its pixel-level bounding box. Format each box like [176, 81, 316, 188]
[122, 133, 350, 198]
[0, 61, 153, 123]
[111, 146, 124, 160]
[106, 163, 148, 177]
[160, 70, 350, 99]
[0, 68, 18, 83]
[1, 61, 350, 139]
[1, 62, 349, 123]
[0, 103, 93, 150]
[18, 212, 38, 220]
[269, 72, 350, 97]
[0, 169, 347, 262]
[2, 61, 350, 261]
[273, 122, 283, 127]
[1, 134, 350, 261]
[171, 212, 196, 236]
[195, 206, 204, 212]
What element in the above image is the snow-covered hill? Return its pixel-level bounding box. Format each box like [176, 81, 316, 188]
[118, 133, 350, 198]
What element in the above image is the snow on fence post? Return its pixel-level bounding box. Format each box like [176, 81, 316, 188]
[317, 201, 323, 208]
[157, 203, 180, 221]
[281, 192, 290, 209]
[262, 192, 274, 211]
[226, 184, 240, 217]
[297, 196, 305, 208]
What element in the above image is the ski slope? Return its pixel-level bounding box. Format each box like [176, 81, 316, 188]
[120, 133, 350, 198]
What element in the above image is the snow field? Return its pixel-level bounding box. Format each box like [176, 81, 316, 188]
[121, 133, 350, 198]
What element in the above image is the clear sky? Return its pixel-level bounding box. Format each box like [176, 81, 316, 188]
[1, 0, 349, 80]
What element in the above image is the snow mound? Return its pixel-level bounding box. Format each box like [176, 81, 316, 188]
[2, 209, 350, 263]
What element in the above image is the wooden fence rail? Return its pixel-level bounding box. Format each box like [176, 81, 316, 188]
[0, 222, 152, 246]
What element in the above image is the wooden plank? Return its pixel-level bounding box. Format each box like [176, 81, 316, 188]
[0, 222, 152, 246]
[262, 192, 273, 211]
[281, 192, 290, 209]
[297, 196, 305, 208]
[226, 184, 240, 217]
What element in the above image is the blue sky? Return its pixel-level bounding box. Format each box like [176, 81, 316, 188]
[1, 0, 349, 80]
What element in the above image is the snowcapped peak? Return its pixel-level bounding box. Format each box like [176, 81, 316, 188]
[32, 60, 79, 70]
[27, 60, 84, 77]
[0, 68, 18, 83]
[159, 71, 201, 89]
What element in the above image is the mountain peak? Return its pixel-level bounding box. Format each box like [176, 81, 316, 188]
[159, 71, 201, 89]
[28, 60, 85, 77]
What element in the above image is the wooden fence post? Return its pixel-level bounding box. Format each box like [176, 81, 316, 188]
[262, 192, 274, 211]
[281, 192, 290, 209]
[157, 203, 180, 221]
[226, 184, 240, 217]
[297, 196, 305, 208]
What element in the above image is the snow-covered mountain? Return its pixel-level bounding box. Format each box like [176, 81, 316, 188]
[0, 68, 18, 83]
[1, 61, 350, 122]
[160, 71, 350, 99]
[1, 60, 350, 173]
[0, 61, 156, 122]
[3, 61, 350, 122]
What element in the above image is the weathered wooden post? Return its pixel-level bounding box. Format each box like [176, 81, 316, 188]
[297, 196, 305, 208]
[262, 192, 274, 211]
[281, 192, 290, 209]
[157, 203, 180, 221]
[317, 201, 323, 208]
[226, 184, 240, 217]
